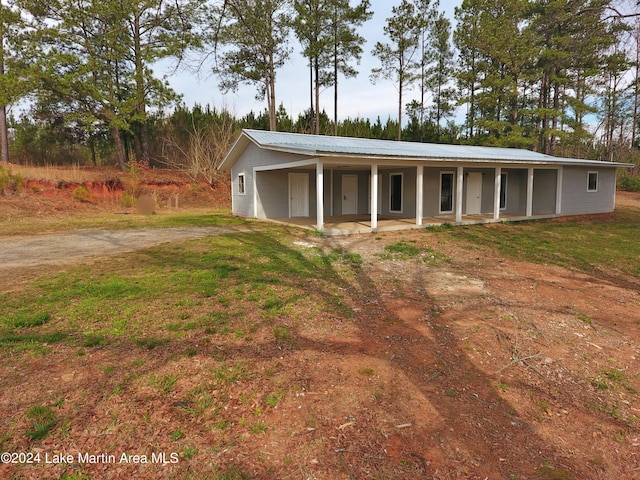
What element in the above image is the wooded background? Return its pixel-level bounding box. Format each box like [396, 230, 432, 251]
[1, 0, 639, 185]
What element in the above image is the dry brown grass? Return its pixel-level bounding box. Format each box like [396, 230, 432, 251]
[3, 162, 119, 184]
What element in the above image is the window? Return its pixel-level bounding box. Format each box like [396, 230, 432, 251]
[587, 171, 598, 192]
[440, 172, 454, 213]
[238, 173, 246, 195]
[389, 173, 403, 213]
[500, 172, 508, 209]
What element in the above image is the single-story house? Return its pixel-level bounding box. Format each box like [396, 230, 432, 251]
[219, 129, 633, 235]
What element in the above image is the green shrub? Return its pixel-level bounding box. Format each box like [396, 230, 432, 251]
[619, 174, 640, 192]
[72, 185, 93, 203]
[121, 191, 136, 208]
[0, 165, 25, 194]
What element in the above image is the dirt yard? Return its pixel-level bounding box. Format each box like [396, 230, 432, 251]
[1, 173, 640, 479]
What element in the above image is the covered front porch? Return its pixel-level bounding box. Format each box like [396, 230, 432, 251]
[254, 159, 562, 235]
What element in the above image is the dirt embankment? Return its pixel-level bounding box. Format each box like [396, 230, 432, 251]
[1, 164, 230, 219]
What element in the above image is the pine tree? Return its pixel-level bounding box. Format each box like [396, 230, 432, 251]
[0, 0, 27, 163]
[425, 11, 455, 141]
[371, 0, 421, 140]
[212, 0, 292, 132]
[325, 0, 372, 135]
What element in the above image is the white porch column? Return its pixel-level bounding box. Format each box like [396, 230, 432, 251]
[526, 167, 534, 217]
[371, 164, 378, 230]
[456, 166, 464, 223]
[316, 160, 324, 232]
[555, 167, 563, 215]
[493, 167, 502, 220]
[252, 167, 258, 218]
[416, 165, 424, 226]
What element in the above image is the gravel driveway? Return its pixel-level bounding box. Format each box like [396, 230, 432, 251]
[0, 226, 248, 272]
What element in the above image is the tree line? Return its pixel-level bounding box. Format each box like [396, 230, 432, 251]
[1, 0, 639, 170]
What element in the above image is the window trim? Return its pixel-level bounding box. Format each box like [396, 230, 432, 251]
[389, 172, 403, 213]
[587, 171, 598, 192]
[439, 171, 455, 214]
[500, 172, 508, 210]
[238, 173, 246, 195]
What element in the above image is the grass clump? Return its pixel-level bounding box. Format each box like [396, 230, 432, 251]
[377, 241, 448, 265]
[7, 311, 51, 328]
[0, 165, 25, 194]
[82, 333, 109, 347]
[149, 374, 178, 394]
[25, 405, 58, 441]
[272, 326, 291, 341]
[384, 241, 421, 257]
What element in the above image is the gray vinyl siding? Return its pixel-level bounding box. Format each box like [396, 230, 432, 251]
[255, 169, 320, 219]
[561, 167, 616, 215]
[230, 143, 315, 218]
[532, 169, 558, 214]
[379, 168, 416, 216]
[228, 136, 620, 223]
[422, 167, 457, 217]
[502, 169, 527, 214]
[332, 171, 370, 216]
[255, 171, 289, 219]
[462, 168, 494, 214]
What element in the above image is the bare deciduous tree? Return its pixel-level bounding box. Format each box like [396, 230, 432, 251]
[160, 114, 236, 188]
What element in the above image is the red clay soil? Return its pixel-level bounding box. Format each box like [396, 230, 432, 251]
[1, 164, 230, 220]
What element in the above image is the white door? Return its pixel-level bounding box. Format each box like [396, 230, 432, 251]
[342, 175, 358, 215]
[289, 173, 309, 217]
[466, 172, 482, 215]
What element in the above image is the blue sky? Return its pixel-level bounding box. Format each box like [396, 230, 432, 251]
[158, 0, 462, 123]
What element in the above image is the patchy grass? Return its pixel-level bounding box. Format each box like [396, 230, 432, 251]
[0, 229, 357, 356]
[433, 208, 640, 280]
[378, 240, 449, 265]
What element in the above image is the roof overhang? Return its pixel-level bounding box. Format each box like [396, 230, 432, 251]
[218, 129, 635, 171]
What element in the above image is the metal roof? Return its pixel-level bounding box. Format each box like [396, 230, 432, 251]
[220, 129, 633, 169]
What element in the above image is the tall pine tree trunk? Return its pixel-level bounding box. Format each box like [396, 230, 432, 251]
[111, 126, 127, 170]
[0, 28, 9, 163]
[267, 53, 277, 131]
[0, 105, 8, 163]
[314, 56, 320, 135]
[133, 14, 149, 163]
[333, 43, 338, 136]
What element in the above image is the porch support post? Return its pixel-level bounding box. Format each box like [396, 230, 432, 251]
[371, 163, 378, 230]
[526, 167, 534, 217]
[316, 160, 324, 232]
[456, 166, 464, 223]
[416, 165, 424, 226]
[252, 167, 258, 218]
[493, 167, 502, 221]
[555, 167, 563, 215]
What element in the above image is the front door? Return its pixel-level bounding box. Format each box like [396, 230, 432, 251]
[466, 172, 482, 215]
[289, 173, 309, 217]
[342, 175, 358, 215]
